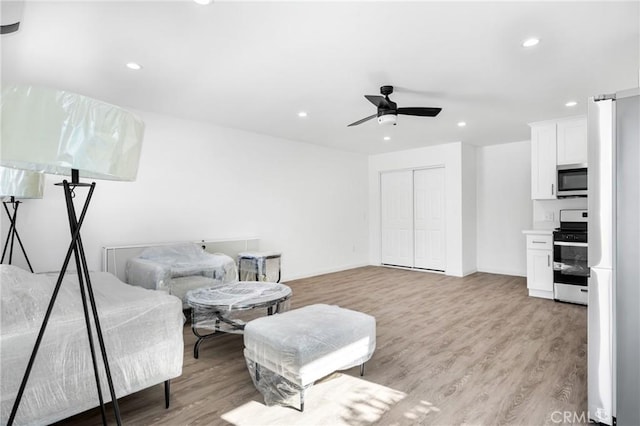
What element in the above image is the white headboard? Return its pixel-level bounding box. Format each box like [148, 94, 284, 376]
[102, 237, 260, 282]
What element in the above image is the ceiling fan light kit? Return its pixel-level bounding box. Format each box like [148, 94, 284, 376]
[348, 85, 442, 127]
[378, 114, 397, 126]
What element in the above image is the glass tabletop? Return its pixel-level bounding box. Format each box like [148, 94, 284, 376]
[186, 281, 292, 311]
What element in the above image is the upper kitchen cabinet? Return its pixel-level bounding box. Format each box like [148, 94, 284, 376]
[557, 117, 588, 165]
[529, 116, 587, 200]
[531, 122, 557, 199]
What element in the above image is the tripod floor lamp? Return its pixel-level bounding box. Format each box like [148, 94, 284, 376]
[0, 166, 44, 272]
[1, 85, 145, 425]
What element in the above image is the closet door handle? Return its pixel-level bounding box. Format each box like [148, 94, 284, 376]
[547, 255, 550, 267]
[551, 184, 554, 195]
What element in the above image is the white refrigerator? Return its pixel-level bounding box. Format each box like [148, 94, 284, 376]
[587, 88, 639, 426]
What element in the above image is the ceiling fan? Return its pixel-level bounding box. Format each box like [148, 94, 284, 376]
[348, 85, 442, 127]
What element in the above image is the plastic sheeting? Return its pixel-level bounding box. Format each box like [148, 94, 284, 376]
[237, 251, 281, 282]
[187, 282, 291, 334]
[125, 243, 238, 303]
[244, 358, 308, 409]
[243, 304, 376, 409]
[0, 85, 145, 181]
[0, 166, 44, 199]
[0, 265, 184, 425]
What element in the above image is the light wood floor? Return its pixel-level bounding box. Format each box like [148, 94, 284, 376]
[59, 266, 587, 425]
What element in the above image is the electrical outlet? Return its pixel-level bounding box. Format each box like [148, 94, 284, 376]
[544, 211, 554, 221]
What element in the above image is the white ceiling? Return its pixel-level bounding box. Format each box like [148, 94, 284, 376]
[2, 1, 639, 154]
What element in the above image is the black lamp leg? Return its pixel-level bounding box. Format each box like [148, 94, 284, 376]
[8, 201, 16, 264]
[1, 200, 16, 263]
[65, 185, 108, 425]
[64, 181, 122, 425]
[1, 198, 35, 272]
[7, 179, 122, 426]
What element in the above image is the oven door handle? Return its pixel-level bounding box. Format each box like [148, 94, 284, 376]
[553, 241, 588, 247]
[553, 262, 566, 271]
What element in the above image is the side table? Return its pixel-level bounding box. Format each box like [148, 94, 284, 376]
[238, 251, 282, 282]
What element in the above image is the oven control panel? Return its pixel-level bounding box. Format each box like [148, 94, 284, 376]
[554, 232, 588, 243]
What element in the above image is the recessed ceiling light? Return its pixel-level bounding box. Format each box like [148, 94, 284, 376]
[565, 101, 578, 107]
[383, 136, 391, 141]
[297, 111, 308, 118]
[457, 121, 467, 127]
[126, 62, 142, 70]
[522, 38, 540, 48]
[193, 0, 212, 4]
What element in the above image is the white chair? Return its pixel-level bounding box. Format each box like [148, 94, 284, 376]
[125, 243, 237, 306]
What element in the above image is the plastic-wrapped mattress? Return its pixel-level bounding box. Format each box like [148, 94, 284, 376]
[0, 265, 184, 425]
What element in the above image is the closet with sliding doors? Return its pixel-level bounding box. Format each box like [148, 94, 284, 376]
[380, 167, 446, 272]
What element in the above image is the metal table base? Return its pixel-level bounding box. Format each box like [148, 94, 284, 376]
[189, 291, 290, 359]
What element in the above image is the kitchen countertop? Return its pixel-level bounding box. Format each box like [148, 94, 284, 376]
[522, 229, 554, 235]
[522, 221, 557, 235]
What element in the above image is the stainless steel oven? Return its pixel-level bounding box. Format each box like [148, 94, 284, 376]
[553, 209, 588, 305]
[557, 164, 588, 198]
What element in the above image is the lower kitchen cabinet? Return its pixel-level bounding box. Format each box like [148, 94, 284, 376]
[524, 232, 553, 299]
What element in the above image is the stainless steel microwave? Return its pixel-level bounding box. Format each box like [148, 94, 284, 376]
[557, 164, 587, 197]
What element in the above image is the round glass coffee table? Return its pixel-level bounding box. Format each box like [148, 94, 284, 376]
[186, 281, 292, 358]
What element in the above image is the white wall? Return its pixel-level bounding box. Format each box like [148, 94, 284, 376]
[2, 111, 370, 280]
[532, 198, 588, 228]
[462, 143, 477, 275]
[476, 140, 532, 276]
[368, 142, 474, 277]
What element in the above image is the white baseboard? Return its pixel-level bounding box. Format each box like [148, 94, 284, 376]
[528, 289, 554, 299]
[284, 264, 526, 282]
[461, 268, 478, 277]
[283, 262, 370, 282]
[476, 267, 526, 278]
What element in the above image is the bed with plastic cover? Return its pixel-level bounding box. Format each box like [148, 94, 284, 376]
[0, 264, 184, 425]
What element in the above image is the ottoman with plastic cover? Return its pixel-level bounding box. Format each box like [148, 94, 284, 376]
[243, 304, 376, 411]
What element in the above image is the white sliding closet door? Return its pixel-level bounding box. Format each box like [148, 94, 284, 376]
[380, 170, 414, 267]
[380, 167, 446, 271]
[413, 167, 446, 271]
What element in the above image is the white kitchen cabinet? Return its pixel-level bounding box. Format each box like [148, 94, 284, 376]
[557, 117, 588, 165]
[524, 233, 553, 299]
[530, 122, 557, 200]
[529, 116, 587, 200]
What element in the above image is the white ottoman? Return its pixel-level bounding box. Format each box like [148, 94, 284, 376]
[243, 304, 376, 411]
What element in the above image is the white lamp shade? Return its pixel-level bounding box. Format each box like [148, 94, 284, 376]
[0, 166, 44, 199]
[1, 85, 145, 181]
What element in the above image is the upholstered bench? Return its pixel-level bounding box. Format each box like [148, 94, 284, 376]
[243, 304, 376, 411]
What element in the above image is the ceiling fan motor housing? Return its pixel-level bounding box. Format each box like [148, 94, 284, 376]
[377, 114, 397, 126]
[1, 0, 24, 34]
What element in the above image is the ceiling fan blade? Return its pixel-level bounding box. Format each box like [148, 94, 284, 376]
[397, 107, 442, 117]
[348, 114, 377, 127]
[365, 95, 391, 109]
